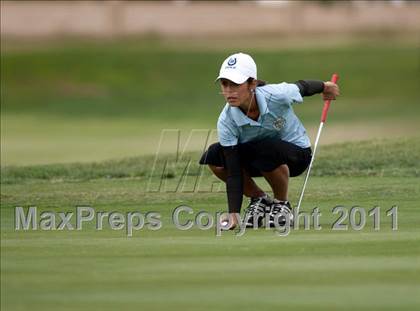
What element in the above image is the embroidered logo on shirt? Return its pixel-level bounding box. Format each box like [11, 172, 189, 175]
[273, 117, 286, 130]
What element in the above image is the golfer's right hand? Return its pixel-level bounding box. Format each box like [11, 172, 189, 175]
[322, 81, 340, 101]
[220, 213, 239, 230]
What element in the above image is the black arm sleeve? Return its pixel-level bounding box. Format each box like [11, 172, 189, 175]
[222, 145, 243, 213]
[295, 80, 325, 97]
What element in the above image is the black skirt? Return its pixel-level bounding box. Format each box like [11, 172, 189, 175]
[199, 137, 312, 177]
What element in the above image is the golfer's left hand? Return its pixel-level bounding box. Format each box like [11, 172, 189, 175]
[322, 81, 340, 101]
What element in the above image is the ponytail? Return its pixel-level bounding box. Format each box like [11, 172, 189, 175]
[247, 77, 266, 87]
[256, 79, 267, 87]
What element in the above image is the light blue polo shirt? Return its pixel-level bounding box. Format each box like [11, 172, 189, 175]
[217, 82, 311, 148]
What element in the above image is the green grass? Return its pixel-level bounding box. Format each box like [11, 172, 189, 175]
[1, 139, 420, 311]
[1, 38, 419, 165]
[2, 138, 420, 185]
[2, 37, 420, 309]
[2, 40, 419, 122]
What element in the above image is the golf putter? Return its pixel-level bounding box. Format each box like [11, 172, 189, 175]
[296, 73, 340, 216]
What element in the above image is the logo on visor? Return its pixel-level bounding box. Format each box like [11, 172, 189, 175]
[227, 57, 237, 66]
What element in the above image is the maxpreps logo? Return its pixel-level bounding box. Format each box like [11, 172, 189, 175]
[225, 57, 237, 69]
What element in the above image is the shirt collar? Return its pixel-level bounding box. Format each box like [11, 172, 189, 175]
[229, 88, 270, 126]
[256, 88, 269, 116]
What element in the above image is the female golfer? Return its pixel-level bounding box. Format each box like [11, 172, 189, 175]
[199, 52, 339, 229]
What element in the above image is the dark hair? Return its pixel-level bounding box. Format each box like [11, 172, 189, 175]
[247, 77, 266, 86]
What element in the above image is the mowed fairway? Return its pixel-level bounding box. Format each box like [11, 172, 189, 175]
[1, 37, 420, 310]
[1, 139, 420, 311]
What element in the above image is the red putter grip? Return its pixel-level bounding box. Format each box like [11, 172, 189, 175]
[321, 73, 339, 123]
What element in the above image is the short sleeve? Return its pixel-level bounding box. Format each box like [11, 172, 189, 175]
[274, 82, 303, 104]
[217, 117, 239, 147]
